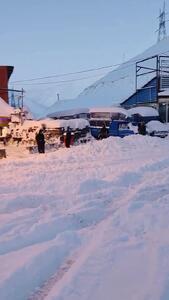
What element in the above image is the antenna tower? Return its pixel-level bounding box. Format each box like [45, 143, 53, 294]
[157, 2, 167, 42]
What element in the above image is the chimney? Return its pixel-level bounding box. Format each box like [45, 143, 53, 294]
[0, 66, 14, 103]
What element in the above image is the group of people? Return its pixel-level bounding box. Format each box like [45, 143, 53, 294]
[2, 121, 146, 154]
[1, 121, 147, 154]
[36, 126, 73, 154]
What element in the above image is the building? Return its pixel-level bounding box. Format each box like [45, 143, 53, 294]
[121, 55, 169, 122]
[0, 66, 14, 103]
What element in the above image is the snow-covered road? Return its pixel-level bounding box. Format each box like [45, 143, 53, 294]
[1, 135, 169, 300]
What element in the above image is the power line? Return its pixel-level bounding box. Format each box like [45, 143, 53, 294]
[10, 49, 169, 86]
[10, 72, 109, 87]
[10, 65, 116, 83]
[10, 57, 144, 84]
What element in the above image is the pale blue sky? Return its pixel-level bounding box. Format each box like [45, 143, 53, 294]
[0, 0, 167, 105]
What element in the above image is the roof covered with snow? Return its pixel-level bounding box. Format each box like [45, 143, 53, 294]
[0, 97, 14, 117]
[46, 38, 169, 116]
[47, 107, 89, 118]
[42, 118, 89, 130]
[89, 106, 129, 116]
[158, 89, 169, 96]
[20, 118, 89, 130]
[128, 106, 159, 117]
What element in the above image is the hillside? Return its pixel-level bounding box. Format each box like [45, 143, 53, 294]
[46, 37, 169, 116]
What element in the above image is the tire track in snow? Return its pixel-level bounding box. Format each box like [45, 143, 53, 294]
[28, 171, 169, 299]
[28, 162, 156, 300]
[28, 259, 75, 300]
[2, 150, 168, 299]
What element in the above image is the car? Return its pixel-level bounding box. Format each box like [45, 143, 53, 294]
[146, 120, 168, 138]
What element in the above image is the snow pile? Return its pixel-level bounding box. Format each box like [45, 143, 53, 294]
[128, 106, 159, 117]
[42, 118, 90, 130]
[19, 118, 90, 130]
[0, 97, 14, 116]
[1, 136, 169, 299]
[158, 89, 169, 96]
[146, 120, 168, 133]
[89, 106, 129, 116]
[47, 108, 89, 119]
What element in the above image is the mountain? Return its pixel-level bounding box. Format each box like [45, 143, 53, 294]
[46, 37, 169, 116]
[24, 97, 48, 119]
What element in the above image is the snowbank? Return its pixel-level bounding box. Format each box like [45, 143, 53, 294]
[1, 135, 169, 299]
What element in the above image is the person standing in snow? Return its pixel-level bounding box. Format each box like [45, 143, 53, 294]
[36, 129, 45, 153]
[99, 123, 109, 139]
[138, 121, 146, 135]
[64, 126, 72, 148]
[1, 126, 10, 146]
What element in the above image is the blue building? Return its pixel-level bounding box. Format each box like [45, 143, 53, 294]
[121, 55, 169, 122]
[121, 78, 157, 109]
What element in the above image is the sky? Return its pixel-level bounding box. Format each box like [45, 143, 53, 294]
[0, 0, 168, 106]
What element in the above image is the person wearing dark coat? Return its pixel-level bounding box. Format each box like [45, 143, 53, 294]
[138, 122, 146, 135]
[65, 127, 72, 148]
[99, 124, 109, 139]
[36, 129, 45, 153]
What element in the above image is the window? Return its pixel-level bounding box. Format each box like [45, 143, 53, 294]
[90, 112, 110, 119]
[118, 123, 129, 131]
[89, 119, 110, 127]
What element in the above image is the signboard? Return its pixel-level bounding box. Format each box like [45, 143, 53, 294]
[0, 116, 10, 127]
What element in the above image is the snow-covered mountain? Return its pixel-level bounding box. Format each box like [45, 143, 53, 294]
[24, 97, 48, 119]
[46, 37, 169, 116]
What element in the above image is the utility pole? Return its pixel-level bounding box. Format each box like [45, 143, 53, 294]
[157, 1, 167, 42]
[21, 88, 24, 108]
[11, 90, 15, 107]
[57, 93, 60, 101]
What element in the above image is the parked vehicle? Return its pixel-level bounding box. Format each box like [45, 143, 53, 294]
[44, 118, 91, 145]
[90, 119, 134, 139]
[7, 118, 91, 153]
[89, 107, 134, 138]
[146, 120, 168, 138]
[128, 106, 160, 125]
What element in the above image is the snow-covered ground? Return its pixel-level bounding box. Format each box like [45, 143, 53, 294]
[1, 135, 169, 300]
